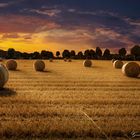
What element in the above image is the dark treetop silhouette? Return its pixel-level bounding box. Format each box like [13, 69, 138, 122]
[0, 45, 140, 60]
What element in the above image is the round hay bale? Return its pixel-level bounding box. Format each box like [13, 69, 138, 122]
[122, 62, 140, 77]
[68, 59, 72, 62]
[112, 59, 116, 63]
[49, 59, 53, 62]
[64, 58, 67, 62]
[83, 60, 92, 67]
[0, 58, 3, 62]
[0, 64, 9, 83]
[113, 60, 123, 69]
[6, 60, 17, 70]
[0, 64, 9, 89]
[34, 60, 45, 71]
[0, 69, 5, 88]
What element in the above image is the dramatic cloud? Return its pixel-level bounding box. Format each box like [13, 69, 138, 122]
[0, 3, 10, 8]
[44, 29, 91, 44]
[0, 15, 59, 33]
[2, 33, 20, 39]
[0, 0, 140, 52]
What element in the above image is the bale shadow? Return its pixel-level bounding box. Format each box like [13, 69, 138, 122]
[125, 75, 140, 79]
[15, 69, 21, 71]
[0, 88, 16, 97]
[86, 65, 103, 69]
[8, 69, 21, 72]
[44, 70, 52, 73]
[91, 65, 103, 68]
[10, 69, 21, 72]
[36, 70, 52, 73]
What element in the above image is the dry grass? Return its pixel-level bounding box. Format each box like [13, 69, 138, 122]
[0, 60, 140, 140]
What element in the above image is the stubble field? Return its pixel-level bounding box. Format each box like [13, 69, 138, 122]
[0, 60, 140, 140]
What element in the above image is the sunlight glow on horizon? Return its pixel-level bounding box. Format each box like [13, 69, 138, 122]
[0, 31, 97, 53]
[0, 36, 93, 53]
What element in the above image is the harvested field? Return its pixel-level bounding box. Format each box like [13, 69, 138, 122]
[0, 60, 140, 140]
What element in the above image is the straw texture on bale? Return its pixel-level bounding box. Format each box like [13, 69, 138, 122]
[1, 64, 9, 83]
[83, 60, 92, 67]
[122, 62, 140, 77]
[113, 60, 123, 69]
[34, 60, 45, 71]
[0, 64, 9, 88]
[6, 60, 17, 70]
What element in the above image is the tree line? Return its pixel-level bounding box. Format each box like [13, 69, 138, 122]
[0, 45, 140, 60]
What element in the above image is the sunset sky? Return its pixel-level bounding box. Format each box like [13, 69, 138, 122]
[0, 0, 140, 53]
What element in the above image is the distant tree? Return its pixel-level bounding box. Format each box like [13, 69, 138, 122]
[33, 51, 40, 59]
[111, 54, 120, 60]
[119, 48, 126, 59]
[0, 49, 6, 58]
[89, 49, 96, 59]
[40, 51, 54, 59]
[15, 51, 22, 59]
[46, 51, 50, 59]
[22, 52, 30, 59]
[103, 49, 111, 60]
[125, 54, 135, 61]
[130, 45, 140, 60]
[49, 52, 54, 59]
[56, 51, 60, 58]
[77, 51, 83, 59]
[70, 50, 76, 58]
[84, 50, 91, 59]
[95, 47, 102, 59]
[41, 50, 47, 59]
[7, 48, 15, 59]
[62, 50, 70, 58]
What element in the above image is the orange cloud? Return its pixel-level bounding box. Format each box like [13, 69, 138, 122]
[0, 15, 59, 33]
[43, 29, 93, 44]
[2, 33, 20, 39]
[0, 14, 135, 53]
